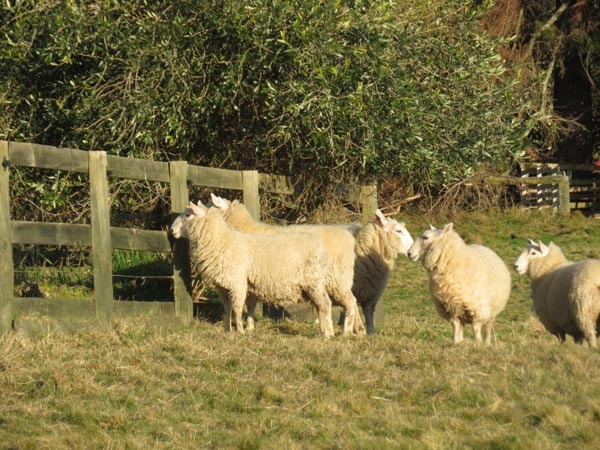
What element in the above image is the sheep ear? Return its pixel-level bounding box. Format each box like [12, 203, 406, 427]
[441, 223, 453, 234]
[538, 240, 549, 255]
[527, 239, 536, 246]
[374, 209, 387, 225]
[189, 201, 207, 218]
[429, 224, 436, 230]
[210, 193, 229, 210]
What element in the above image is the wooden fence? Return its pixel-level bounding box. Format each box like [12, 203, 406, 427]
[555, 163, 600, 216]
[0, 141, 378, 333]
[488, 174, 570, 215]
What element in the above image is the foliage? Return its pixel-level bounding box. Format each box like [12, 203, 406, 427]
[0, 0, 531, 203]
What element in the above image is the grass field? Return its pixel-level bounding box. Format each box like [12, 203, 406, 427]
[2, 209, 600, 449]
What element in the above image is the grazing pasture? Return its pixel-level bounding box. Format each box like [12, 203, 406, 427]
[2, 209, 600, 449]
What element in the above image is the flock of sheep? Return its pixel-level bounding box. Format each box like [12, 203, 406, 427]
[170, 194, 600, 347]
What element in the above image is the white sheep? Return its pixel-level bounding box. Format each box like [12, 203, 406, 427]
[210, 194, 363, 336]
[170, 201, 335, 337]
[407, 223, 511, 344]
[350, 210, 414, 335]
[514, 239, 600, 347]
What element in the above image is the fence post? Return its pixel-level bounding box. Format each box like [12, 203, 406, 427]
[170, 161, 194, 325]
[359, 185, 378, 223]
[358, 185, 383, 327]
[242, 170, 260, 220]
[558, 176, 570, 216]
[89, 151, 113, 324]
[0, 141, 14, 333]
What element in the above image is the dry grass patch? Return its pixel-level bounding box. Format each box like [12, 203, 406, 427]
[2, 209, 600, 449]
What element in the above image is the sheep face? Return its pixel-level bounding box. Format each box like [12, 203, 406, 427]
[407, 223, 453, 262]
[170, 202, 208, 239]
[170, 209, 191, 239]
[391, 220, 414, 256]
[513, 239, 550, 275]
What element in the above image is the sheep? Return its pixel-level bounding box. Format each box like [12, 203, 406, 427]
[210, 194, 363, 336]
[513, 239, 600, 347]
[349, 210, 414, 335]
[407, 223, 511, 344]
[170, 201, 335, 337]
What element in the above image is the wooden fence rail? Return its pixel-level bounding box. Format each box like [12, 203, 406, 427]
[0, 141, 377, 333]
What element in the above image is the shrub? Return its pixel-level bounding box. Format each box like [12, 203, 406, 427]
[0, 0, 531, 215]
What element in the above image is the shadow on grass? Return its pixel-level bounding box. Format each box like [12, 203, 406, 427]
[194, 300, 224, 323]
[193, 301, 313, 337]
[268, 322, 305, 335]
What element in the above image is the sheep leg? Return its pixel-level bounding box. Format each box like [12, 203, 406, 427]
[362, 302, 377, 336]
[222, 296, 233, 333]
[353, 303, 366, 335]
[574, 314, 598, 348]
[587, 334, 597, 348]
[580, 321, 597, 348]
[482, 322, 493, 344]
[472, 322, 483, 344]
[245, 296, 258, 332]
[342, 306, 367, 334]
[337, 291, 364, 336]
[231, 294, 246, 334]
[451, 318, 464, 343]
[352, 302, 366, 336]
[318, 307, 334, 337]
[342, 305, 355, 336]
[307, 288, 334, 338]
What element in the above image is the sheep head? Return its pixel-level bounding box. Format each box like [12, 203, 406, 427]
[170, 201, 208, 239]
[407, 223, 453, 262]
[373, 209, 414, 256]
[513, 239, 550, 275]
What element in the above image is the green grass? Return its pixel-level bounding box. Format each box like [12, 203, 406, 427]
[3, 209, 600, 449]
[111, 250, 173, 301]
[13, 249, 173, 301]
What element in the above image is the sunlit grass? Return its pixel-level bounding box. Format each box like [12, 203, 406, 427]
[2, 209, 600, 449]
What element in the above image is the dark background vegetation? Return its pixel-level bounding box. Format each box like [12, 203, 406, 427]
[0, 0, 598, 219]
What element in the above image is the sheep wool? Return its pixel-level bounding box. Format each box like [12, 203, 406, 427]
[210, 194, 363, 336]
[172, 202, 334, 337]
[514, 240, 600, 347]
[408, 223, 511, 344]
[351, 210, 413, 335]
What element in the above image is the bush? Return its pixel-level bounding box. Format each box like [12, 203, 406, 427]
[0, 0, 531, 210]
